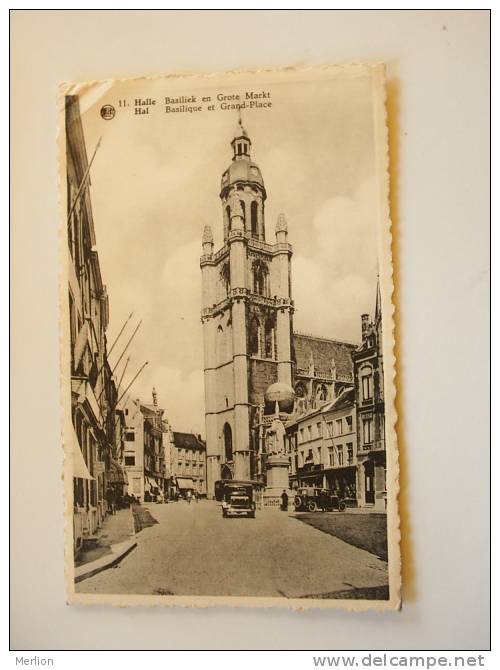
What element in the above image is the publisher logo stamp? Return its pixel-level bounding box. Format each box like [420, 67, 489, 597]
[100, 104, 116, 120]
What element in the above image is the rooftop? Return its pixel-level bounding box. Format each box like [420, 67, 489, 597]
[293, 332, 357, 377]
[173, 432, 206, 451]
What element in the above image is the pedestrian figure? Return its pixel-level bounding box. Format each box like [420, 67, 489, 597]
[318, 489, 329, 512]
[186, 490, 192, 504]
[280, 489, 288, 512]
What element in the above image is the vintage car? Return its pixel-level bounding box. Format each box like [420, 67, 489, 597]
[221, 481, 256, 518]
[293, 487, 347, 512]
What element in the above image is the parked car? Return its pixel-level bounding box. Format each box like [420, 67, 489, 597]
[221, 481, 256, 518]
[293, 487, 346, 512]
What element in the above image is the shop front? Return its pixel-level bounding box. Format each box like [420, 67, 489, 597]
[108, 459, 129, 508]
[324, 465, 357, 502]
[293, 464, 325, 489]
[176, 477, 195, 499]
[71, 424, 95, 554]
[357, 452, 386, 509]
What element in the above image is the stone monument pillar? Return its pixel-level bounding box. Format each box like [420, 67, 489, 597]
[261, 386, 296, 509]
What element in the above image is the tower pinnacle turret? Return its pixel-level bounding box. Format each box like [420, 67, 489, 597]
[231, 117, 251, 160]
[275, 213, 288, 243]
[220, 121, 266, 241]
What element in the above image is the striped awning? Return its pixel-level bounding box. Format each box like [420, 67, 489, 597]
[107, 459, 128, 484]
[176, 477, 195, 490]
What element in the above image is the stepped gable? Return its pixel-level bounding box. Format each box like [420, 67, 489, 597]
[292, 332, 357, 377]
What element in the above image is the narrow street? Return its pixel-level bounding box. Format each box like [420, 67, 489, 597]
[77, 501, 388, 599]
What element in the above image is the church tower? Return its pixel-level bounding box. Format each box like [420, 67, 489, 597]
[200, 120, 294, 497]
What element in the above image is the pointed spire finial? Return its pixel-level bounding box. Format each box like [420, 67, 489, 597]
[276, 213, 288, 233]
[375, 274, 382, 323]
[202, 225, 213, 245]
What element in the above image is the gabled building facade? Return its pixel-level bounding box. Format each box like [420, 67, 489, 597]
[121, 395, 145, 501]
[288, 388, 358, 499]
[352, 284, 386, 509]
[169, 432, 207, 496]
[66, 95, 120, 552]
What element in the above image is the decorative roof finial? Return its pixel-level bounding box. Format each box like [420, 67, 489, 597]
[233, 109, 248, 139]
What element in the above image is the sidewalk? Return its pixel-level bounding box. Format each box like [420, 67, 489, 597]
[74, 507, 137, 583]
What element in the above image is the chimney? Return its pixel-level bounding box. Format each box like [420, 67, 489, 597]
[361, 314, 370, 341]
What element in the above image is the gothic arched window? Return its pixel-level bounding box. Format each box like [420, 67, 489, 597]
[295, 383, 306, 398]
[251, 201, 258, 237]
[264, 319, 275, 359]
[226, 205, 231, 231]
[249, 316, 261, 357]
[223, 423, 233, 462]
[220, 261, 230, 295]
[252, 260, 269, 297]
[317, 384, 328, 401]
[239, 200, 246, 226]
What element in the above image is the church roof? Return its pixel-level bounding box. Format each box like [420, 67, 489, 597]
[293, 333, 357, 377]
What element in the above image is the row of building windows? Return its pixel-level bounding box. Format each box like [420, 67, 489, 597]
[177, 462, 204, 474]
[177, 448, 205, 461]
[298, 416, 354, 444]
[297, 442, 354, 469]
[328, 443, 354, 467]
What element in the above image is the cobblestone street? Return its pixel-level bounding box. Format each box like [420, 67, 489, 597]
[77, 500, 388, 599]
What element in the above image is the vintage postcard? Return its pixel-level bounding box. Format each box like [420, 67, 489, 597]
[60, 64, 400, 610]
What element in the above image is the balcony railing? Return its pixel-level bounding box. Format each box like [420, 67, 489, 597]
[360, 439, 385, 452]
[202, 290, 293, 318]
[295, 368, 353, 382]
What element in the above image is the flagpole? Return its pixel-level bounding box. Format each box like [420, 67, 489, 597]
[67, 137, 102, 226]
[115, 356, 130, 397]
[111, 320, 142, 375]
[108, 312, 134, 358]
[116, 361, 149, 407]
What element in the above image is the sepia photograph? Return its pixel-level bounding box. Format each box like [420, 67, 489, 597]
[61, 64, 400, 609]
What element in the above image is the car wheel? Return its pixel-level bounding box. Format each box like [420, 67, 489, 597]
[307, 500, 318, 512]
[294, 495, 303, 509]
[222, 509, 227, 518]
[339, 501, 346, 512]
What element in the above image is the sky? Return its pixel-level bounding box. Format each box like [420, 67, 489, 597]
[78, 70, 379, 436]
